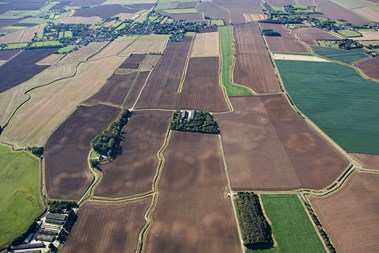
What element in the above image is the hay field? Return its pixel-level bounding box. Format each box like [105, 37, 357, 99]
[190, 31, 220, 57]
[1, 55, 126, 147]
[0, 25, 39, 43]
[311, 172, 379, 253]
[145, 132, 241, 253]
[91, 39, 135, 60]
[95, 111, 171, 197]
[139, 54, 161, 71]
[353, 30, 379, 40]
[216, 95, 348, 190]
[62, 199, 151, 253]
[45, 105, 120, 200]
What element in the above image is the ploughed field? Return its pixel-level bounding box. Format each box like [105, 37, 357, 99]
[94, 110, 171, 198]
[292, 27, 340, 46]
[233, 22, 280, 93]
[354, 56, 379, 81]
[145, 132, 241, 253]
[216, 95, 348, 190]
[62, 198, 151, 253]
[311, 172, 379, 253]
[213, 0, 263, 24]
[45, 104, 120, 201]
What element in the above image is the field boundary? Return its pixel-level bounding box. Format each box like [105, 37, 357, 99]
[177, 34, 194, 93]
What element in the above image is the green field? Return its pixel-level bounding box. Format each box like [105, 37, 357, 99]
[276, 60, 379, 154]
[164, 8, 197, 14]
[0, 145, 44, 248]
[337, 29, 361, 38]
[30, 41, 62, 48]
[311, 46, 368, 64]
[261, 194, 325, 253]
[4, 42, 28, 49]
[219, 26, 253, 96]
[58, 44, 78, 53]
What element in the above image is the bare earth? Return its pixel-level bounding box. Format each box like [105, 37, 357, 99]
[311, 172, 379, 253]
[293, 27, 340, 46]
[145, 132, 242, 253]
[349, 153, 379, 169]
[273, 53, 330, 62]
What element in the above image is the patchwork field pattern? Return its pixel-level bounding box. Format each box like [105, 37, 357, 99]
[216, 95, 348, 190]
[145, 132, 241, 253]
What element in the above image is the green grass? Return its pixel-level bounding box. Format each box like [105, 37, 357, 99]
[210, 19, 224, 26]
[58, 44, 78, 53]
[4, 42, 28, 49]
[219, 26, 253, 96]
[30, 41, 62, 48]
[164, 8, 197, 14]
[291, 4, 307, 9]
[317, 40, 339, 48]
[311, 46, 368, 64]
[261, 194, 325, 253]
[0, 145, 44, 248]
[337, 29, 361, 38]
[272, 6, 285, 12]
[276, 60, 379, 154]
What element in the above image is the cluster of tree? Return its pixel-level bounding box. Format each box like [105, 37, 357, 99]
[170, 111, 220, 134]
[262, 15, 304, 24]
[8, 221, 39, 248]
[48, 200, 78, 213]
[337, 39, 363, 50]
[57, 210, 77, 244]
[234, 192, 274, 250]
[262, 29, 281, 36]
[48, 243, 57, 253]
[304, 202, 336, 253]
[27, 146, 44, 157]
[91, 109, 131, 160]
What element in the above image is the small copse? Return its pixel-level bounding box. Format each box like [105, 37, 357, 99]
[170, 110, 220, 134]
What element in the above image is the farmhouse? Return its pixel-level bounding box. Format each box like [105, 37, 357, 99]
[180, 110, 197, 119]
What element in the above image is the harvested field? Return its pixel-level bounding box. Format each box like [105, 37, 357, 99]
[0, 25, 39, 43]
[216, 95, 349, 190]
[135, 37, 192, 109]
[73, 4, 138, 19]
[350, 153, 379, 169]
[0, 48, 56, 93]
[0, 49, 20, 60]
[139, 54, 161, 71]
[352, 7, 379, 22]
[293, 27, 340, 45]
[233, 23, 280, 93]
[95, 111, 171, 197]
[164, 12, 204, 21]
[177, 57, 229, 112]
[91, 39, 134, 60]
[243, 13, 265, 22]
[61, 16, 102, 25]
[311, 172, 379, 253]
[190, 32, 219, 57]
[145, 132, 241, 253]
[273, 53, 329, 62]
[36, 53, 64, 65]
[213, 0, 263, 24]
[119, 35, 169, 56]
[69, 0, 105, 6]
[45, 105, 120, 200]
[260, 23, 308, 53]
[62, 199, 150, 253]
[353, 30, 379, 40]
[315, 0, 368, 25]
[59, 42, 107, 64]
[1, 55, 126, 147]
[120, 53, 145, 69]
[114, 68, 136, 75]
[196, 2, 230, 24]
[354, 56, 379, 81]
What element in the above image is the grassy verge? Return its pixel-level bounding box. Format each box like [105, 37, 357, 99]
[0, 145, 44, 248]
[219, 26, 253, 96]
[260, 194, 325, 253]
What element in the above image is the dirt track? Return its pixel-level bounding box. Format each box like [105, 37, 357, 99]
[45, 105, 120, 200]
[145, 132, 241, 253]
[216, 95, 349, 190]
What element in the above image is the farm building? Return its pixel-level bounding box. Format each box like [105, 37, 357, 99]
[180, 110, 197, 119]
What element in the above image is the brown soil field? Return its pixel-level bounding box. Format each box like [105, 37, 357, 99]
[177, 57, 229, 112]
[354, 56, 379, 81]
[85, 71, 138, 107]
[315, 0, 368, 25]
[233, 23, 280, 93]
[213, 0, 263, 24]
[62, 198, 150, 253]
[1, 55, 126, 147]
[352, 7, 379, 23]
[190, 32, 220, 57]
[0, 49, 20, 60]
[350, 153, 379, 169]
[36, 54, 64, 65]
[59, 42, 108, 64]
[260, 23, 308, 53]
[73, 4, 139, 19]
[120, 53, 145, 69]
[61, 16, 102, 25]
[69, 0, 105, 6]
[353, 30, 379, 41]
[123, 71, 150, 108]
[91, 39, 134, 60]
[0, 48, 56, 93]
[95, 111, 171, 197]
[139, 54, 161, 71]
[135, 37, 192, 109]
[0, 62, 78, 127]
[177, 2, 198, 8]
[216, 95, 349, 190]
[311, 172, 379, 253]
[119, 35, 169, 56]
[267, 0, 295, 5]
[293, 27, 340, 45]
[50, 1, 70, 10]
[45, 105, 120, 200]
[244, 13, 265, 22]
[165, 13, 204, 21]
[196, 2, 230, 24]
[145, 132, 241, 253]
